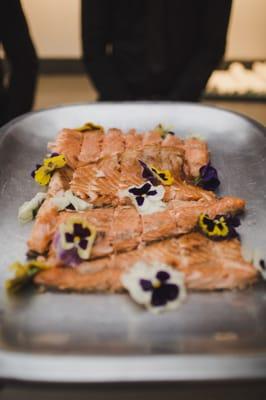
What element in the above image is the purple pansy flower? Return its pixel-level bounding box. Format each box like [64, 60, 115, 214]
[139, 160, 160, 186]
[195, 162, 220, 191]
[55, 217, 97, 267]
[122, 262, 186, 313]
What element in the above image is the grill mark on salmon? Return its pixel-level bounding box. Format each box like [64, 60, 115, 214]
[34, 232, 257, 292]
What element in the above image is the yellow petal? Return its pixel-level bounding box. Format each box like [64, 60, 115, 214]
[44, 154, 66, 169]
[151, 166, 174, 186]
[34, 166, 51, 186]
[75, 122, 103, 132]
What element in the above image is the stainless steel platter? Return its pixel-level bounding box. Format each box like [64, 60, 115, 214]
[0, 103, 265, 383]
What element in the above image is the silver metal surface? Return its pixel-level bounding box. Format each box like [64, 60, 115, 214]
[0, 103, 266, 383]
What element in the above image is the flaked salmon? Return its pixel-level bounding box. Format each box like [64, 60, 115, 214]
[34, 232, 258, 292]
[27, 195, 245, 257]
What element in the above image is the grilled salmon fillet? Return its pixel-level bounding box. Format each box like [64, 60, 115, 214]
[28, 125, 256, 295]
[34, 232, 258, 292]
[27, 195, 245, 256]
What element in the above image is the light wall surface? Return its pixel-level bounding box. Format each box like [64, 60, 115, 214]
[21, 0, 266, 60]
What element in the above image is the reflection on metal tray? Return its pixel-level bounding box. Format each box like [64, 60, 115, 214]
[0, 103, 266, 383]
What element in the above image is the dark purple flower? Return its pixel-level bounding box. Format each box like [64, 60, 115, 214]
[140, 270, 179, 307]
[196, 162, 220, 191]
[129, 182, 158, 207]
[138, 160, 160, 186]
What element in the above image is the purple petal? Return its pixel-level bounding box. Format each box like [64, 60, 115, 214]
[139, 279, 153, 291]
[259, 259, 265, 270]
[138, 160, 160, 186]
[198, 162, 220, 191]
[151, 283, 179, 307]
[73, 223, 91, 238]
[129, 182, 152, 196]
[58, 247, 81, 266]
[50, 152, 59, 157]
[147, 190, 157, 196]
[156, 271, 170, 282]
[136, 196, 144, 206]
[139, 160, 154, 180]
[65, 232, 74, 243]
[164, 283, 179, 301]
[79, 238, 88, 250]
[151, 286, 168, 306]
[200, 177, 220, 191]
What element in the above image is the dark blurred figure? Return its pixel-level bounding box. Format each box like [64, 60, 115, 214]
[0, 0, 38, 126]
[81, 0, 232, 101]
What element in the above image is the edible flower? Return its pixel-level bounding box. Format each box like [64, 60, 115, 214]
[52, 190, 91, 212]
[119, 182, 166, 215]
[5, 261, 50, 294]
[18, 192, 47, 224]
[75, 122, 103, 132]
[55, 217, 96, 266]
[257, 259, 266, 280]
[122, 261, 186, 313]
[194, 162, 220, 191]
[139, 160, 174, 186]
[242, 247, 266, 280]
[154, 123, 175, 139]
[198, 214, 240, 240]
[31, 153, 66, 186]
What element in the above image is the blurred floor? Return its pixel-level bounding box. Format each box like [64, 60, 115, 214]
[34, 75, 266, 126]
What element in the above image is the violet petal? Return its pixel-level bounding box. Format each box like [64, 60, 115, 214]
[156, 271, 170, 282]
[140, 279, 153, 291]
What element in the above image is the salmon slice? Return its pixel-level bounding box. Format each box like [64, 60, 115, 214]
[27, 198, 59, 254]
[183, 137, 209, 178]
[142, 130, 162, 146]
[47, 168, 73, 197]
[34, 232, 258, 292]
[48, 129, 83, 169]
[71, 156, 121, 205]
[28, 195, 245, 260]
[110, 206, 142, 252]
[78, 129, 104, 164]
[101, 129, 125, 158]
[124, 129, 143, 150]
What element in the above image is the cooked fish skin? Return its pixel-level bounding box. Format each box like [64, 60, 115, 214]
[34, 232, 258, 292]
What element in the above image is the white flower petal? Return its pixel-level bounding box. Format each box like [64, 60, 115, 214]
[52, 190, 91, 211]
[122, 261, 187, 313]
[18, 192, 47, 224]
[118, 184, 166, 215]
[242, 247, 266, 280]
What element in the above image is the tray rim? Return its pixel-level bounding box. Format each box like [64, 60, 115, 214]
[0, 101, 265, 140]
[1, 351, 266, 383]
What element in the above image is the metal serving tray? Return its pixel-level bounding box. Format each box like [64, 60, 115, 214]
[0, 103, 265, 383]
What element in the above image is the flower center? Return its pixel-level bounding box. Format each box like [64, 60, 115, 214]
[74, 236, 80, 244]
[152, 279, 161, 288]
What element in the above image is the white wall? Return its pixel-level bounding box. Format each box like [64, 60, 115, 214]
[21, 0, 266, 60]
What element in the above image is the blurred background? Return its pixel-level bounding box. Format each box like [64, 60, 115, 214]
[0, 0, 264, 125]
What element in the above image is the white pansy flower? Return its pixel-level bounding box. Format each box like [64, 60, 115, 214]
[242, 247, 266, 280]
[119, 182, 166, 215]
[52, 190, 91, 211]
[18, 192, 47, 224]
[122, 261, 186, 313]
